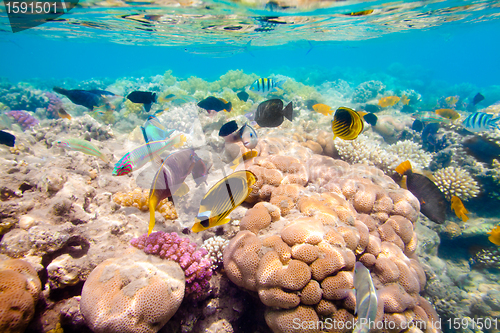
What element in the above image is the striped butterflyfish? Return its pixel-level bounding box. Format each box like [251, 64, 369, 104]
[249, 78, 285, 94]
[331, 107, 364, 140]
[192, 170, 256, 233]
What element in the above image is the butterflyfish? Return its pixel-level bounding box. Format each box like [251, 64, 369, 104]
[450, 196, 469, 222]
[112, 133, 184, 176]
[487, 225, 500, 246]
[395, 160, 447, 224]
[353, 262, 378, 333]
[54, 138, 109, 163]
[331, 107, 364, 140]
[229, 150, 258, 171]
[378, 96, 400, 108]
[148, 149, 199, 235]
[192, 170, 256, 233]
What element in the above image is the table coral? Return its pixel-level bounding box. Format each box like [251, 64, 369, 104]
[113, 188, 178, 220]
[131, 231, 213, 298]
[433, 166, 480, 201]
[80, 248, 185, 333]
[224, 153, 439, 333]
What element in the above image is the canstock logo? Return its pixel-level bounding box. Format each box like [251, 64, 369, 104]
[4, 0, 79, 33]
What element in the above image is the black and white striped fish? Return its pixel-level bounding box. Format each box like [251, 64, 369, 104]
[462, 112, 500, 132]
[249, 78, 285, 94]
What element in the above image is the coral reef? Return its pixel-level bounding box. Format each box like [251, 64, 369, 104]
[113, 188, 178, 220]
[6, 110, 39, 129]
[80, 248, 185, 333]
[352, 80, 385, 103]
[386, 140, 433, 170]
[0, 82, 48, 111]
[45, 92, 64, 119]
[471, 248, 500, 269]
[31, 114, 113, 142]
[201, 236, 229, 268]
[131, 231, 213, 298]
[433, 166, 480, 201]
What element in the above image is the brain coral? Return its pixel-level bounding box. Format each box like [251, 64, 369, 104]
[224, 153, 439, 333]
[80, 248, 185, 333]
[433, 166, 480, 200]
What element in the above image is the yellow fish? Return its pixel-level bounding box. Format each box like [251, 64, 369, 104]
[450, 196, 469, 222]
[488, 225, 500, 246]
[435, 108, 460, 121]
[401, 95, 410, 105]
[230, 150, 258, 171]
[445, 96, 459, 107]
[331, 107, 364, 141]
[378, 96, 400, 107]
[312, 103, 334, 116]
[58, 108, 72, 120]
[192, 170, 256, 233]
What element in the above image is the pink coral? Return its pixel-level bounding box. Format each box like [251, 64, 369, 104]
[6, 110, 39, 129]
[131, 231, 213, 298]
[45, 92, 63, 119]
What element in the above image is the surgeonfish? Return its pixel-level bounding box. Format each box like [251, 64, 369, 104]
[435, 108, 460, 121]
[378, 96, 400, 108]
[219, 120, 258, 149]
[254, 99, 293, 127]
[237, 91, 249, 102]
[112, 134, 184, 176]
[54, 138, 109, 163]
[312, 103, 334, 116]
[249, 78, 285, 95]
[0, 130, 15, 147]
[451, 196, 469, 222]
[126, 91, 157, 112]
[229, 150, 258, 171]
[353, 262, 378, 333]
[197, 96, 232, 113]
[331, 107, 364, 140]
[148, 149, 199, 235]
[141, 115, 174, 143]
[462, 112, 500, 132]
[487, 225, 500, 246]
[192, 170, 257, 233]
[395, 160, 447, 224]
[53, 87, 110, 111]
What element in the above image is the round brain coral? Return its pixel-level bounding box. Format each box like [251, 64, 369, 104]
[433, 166, 480, 200]
[80, 248, 185, 333]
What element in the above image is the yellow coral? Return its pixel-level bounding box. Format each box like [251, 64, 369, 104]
[282, 79, 322, 101]
[179, 76, 210, 94]
[123, 100, 144, 116]
[113, 189, 178, 220]
[162, 69, 177, 86]
[212, 70, 258, 91]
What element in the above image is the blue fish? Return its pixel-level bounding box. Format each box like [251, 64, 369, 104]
[141, 115, 174, 143]
[462, 112, 500, 132]
[249, 78, 285, 94]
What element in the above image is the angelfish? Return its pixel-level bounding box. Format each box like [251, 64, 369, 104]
[353, 262, 378, 333]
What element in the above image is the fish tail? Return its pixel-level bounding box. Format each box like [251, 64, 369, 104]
[225, 101, 232, 112]
[147, 194, 159, 236]
[245, 40, 255, 57]
[395, 160, 412, 175]
[275, 79, 286, 90]
[144, 103, 152, 112]
[283, 102, 294, 122]
[306, 40, 313, 55]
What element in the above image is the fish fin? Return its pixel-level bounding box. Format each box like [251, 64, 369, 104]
[147, 194, 159, 235]
[144, 103, 152, 112]
[306, 41, 313, 55]
[244, 40, 255, 57]
[173, 182, 190, 197]
[225, 101, 232, 112]
[395, 160, 412, 175]
[141, 126, 149, 143]
[215, 217, 231, 227]
[283, 102, 294, 122]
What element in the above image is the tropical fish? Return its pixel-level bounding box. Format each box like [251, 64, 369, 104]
[361, 112, 378, 126]
[237, 91, 249, 102]
[53, 87, 108, 111]
[112, 134, 184, 176]
[126, 91, 157, 112]
[148, 149, 198, 235]
[445, 96, 459, 107]
[192, 155, 210, 186]
[462, 136, 500, 164]
[331, 107, 364, 141]
[305, 100, 320, 111]
[58, 108, 72, 120]
[255, 99, 293, 128]
[462, 112, 500, 132]
[197, 96, 232, 112]
[353, 262, 378, 333]
[0, 130, 15, 147]
[378, 96, 400, 108]
[219, 120, 258, 149]
[400, 95, 410, 106]
[54, 138, 109, 163]
[487, 225, 500, 246]
[411, 119, 424, 132]
[395, 160, 447, 224]
[88, 89, 117, 97]
[435, 108, 460, 121]
[249, 78, 285, 94]
[229, 150, 258, 171]
[141, 115, 174, 143]
[191, 170, 257, 233]
[472, 92, 484, 106]
[312, 103, 334, 116]
[451, 196, 469, 222]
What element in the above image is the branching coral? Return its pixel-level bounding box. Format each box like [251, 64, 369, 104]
[6, 110, 39, 129]
[433, 166, 480, 200]
[386, 140, 433, 170]
[201, 236, 229, 268]
[131, 231, 213, 297]
[113, 188, 178, 220]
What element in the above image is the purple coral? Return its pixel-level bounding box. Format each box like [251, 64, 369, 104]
[45, 92, 63, 119]
[131, 231, 213, 298]
[6, 110, 39, 129]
